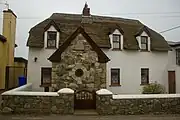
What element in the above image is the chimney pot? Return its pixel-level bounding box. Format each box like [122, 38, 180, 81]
[82, 3, 90, 16]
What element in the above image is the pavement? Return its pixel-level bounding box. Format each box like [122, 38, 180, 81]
[0, 115, 180, 120]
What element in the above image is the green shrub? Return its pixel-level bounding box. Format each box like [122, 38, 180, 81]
[142, 82, 165, 94]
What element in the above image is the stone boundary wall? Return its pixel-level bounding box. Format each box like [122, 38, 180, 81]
[0, 86, 74, 114]
[96, 89, 180, 115]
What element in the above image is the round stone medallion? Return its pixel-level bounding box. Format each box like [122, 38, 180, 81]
[75, 69, 84, 77]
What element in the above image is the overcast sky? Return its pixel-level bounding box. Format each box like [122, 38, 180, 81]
[0, 0, 180, 58]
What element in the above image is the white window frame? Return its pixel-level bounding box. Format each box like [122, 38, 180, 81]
[141, 68, 149, 85]
[136, 31, 151, 51]
[44, 25, 60, 49]
[110, 29, 123, 50]
[112, 34, 121, 49]
[110, 68, 120, 86]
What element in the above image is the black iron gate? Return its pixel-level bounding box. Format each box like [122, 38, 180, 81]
[74, 90, 96, 109]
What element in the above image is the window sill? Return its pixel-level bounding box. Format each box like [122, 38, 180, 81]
[112, 48, 122, 51]
[140, 83, 149, 86]
[109, 85, 121, 87]
[140, 49, 150, 52]
[40, 84, 51, 87]
[45, 47, 57, 49]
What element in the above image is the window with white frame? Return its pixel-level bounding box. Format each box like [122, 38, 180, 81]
[141, 36, 148, 50]
[141, 68, 149, 85]
[111, 68, 120, 86]
[112, 34, 121, 49]
[41, 67, 52, 86]
[47, 31, 57, 48]
[176, 49, 180, 65]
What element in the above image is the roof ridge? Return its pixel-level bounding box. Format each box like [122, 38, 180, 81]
[50, 12, 141, 23]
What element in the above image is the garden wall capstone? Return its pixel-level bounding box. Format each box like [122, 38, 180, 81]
[0, 87, 74, 114]
[96, 89, 180, 115]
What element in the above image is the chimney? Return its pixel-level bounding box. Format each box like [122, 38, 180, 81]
[3, 9, 17, 66]
[81, 3, 92, 24]
[82, 2, 90, 16]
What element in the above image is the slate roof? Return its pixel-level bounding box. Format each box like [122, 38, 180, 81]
[48, 26, 110, 63]
[27, 13, 170, 51]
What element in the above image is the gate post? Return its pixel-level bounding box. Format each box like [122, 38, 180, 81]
[96, 89, 113, 115]
[52, 88, 74, 114]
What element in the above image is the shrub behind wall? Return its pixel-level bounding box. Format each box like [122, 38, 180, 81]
[142, 82, 165, 94]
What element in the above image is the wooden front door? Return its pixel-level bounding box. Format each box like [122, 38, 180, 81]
[74, 90, 96, 109]
[168, 71, 176, 94]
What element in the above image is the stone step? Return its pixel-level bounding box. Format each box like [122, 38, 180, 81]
[74, 109, 98, 116]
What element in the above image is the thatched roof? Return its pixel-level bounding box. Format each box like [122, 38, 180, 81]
[27, 13, 170, 51]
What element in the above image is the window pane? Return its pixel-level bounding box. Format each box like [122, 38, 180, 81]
[141, 36, 148, 44]
[176, 49, 180, 57]
[113, 42, 120, 49]
[141, 68, 149, 84]
[176, 49, 180, 65]
[111, 69, 120, 85]
[47, 39, 56, 47]
[113, 35, 120, 42]
[47, 31, 57, 48]
[47, 31, 57, 40]
[141, 44, 147, 50]
[42, 68, 51, 85]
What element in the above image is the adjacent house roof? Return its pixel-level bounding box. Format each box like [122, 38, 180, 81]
[168, 41, 180, 47]
[14, 57, 28, 64]
[0, 34, 7, 42]
[48, 26, 110, 63]
[27, 13, 170, 51]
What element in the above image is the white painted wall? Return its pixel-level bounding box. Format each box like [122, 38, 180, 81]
[103, 30, 168, 94]
[27, 25, 59, 91]
[27, 27, 169, 94]
[27, 47, 56, 91]
[168, 48, 180, 93]
[103, 49, 168, 94]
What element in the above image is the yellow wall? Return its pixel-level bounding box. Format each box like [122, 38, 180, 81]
[3, 10, 16, 66]
[0, 41, 7, 89]
[0, 10, 16, 89]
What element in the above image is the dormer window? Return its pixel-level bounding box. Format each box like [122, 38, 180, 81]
[141, 36, 148, 50]
[47, 31, 57, 48]
[113, 34, 121, 49]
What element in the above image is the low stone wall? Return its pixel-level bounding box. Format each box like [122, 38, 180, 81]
[96, 89, 180, 115]
[0, 87, 74, 114]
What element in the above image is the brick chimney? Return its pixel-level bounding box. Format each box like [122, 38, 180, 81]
[81, 3, 92, 24]
[82, 2, 90, 16]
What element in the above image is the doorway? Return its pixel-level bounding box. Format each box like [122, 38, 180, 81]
[74, 90, 96, 109]
[168, 71, 176, 94]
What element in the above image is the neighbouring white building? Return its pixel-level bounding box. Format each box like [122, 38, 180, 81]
[167, 41, 180, 94]
[27, 3, 173, 94]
